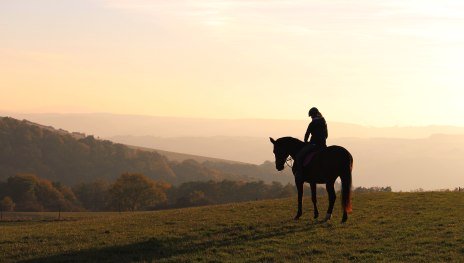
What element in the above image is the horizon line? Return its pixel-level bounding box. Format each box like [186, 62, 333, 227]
[1, 110, 464, 129]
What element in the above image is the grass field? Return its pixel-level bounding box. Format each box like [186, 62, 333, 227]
[1, 192, 463, 262]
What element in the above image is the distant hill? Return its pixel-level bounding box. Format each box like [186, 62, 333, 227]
[127, 145, 244, 164]
[3, 113, 463, 190]
[127, 144, 294, 184]
[111, 134, 464, 191]
[3, 112, 464, 139]
[113, 135, 273, 164]
[0, 117, 292, 186]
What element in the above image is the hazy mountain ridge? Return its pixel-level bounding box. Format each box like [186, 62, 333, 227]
[127, 144, 245, 165]
[1, 113, 463, 190]
[0, 117, 295, 186]
[3, 112, 464, 139]
[111, 134, 464, 191]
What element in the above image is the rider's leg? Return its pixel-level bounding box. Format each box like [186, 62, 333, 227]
[295, 144, 315, 179]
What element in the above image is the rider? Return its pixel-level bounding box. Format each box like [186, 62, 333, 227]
[294, 107, 328, 179]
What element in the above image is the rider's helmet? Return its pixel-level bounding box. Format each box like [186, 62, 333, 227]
[308, 107, 320, 117]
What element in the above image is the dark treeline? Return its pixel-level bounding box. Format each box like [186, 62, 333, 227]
[166, 180, 297, 208]
[0, 174, 82, 212]
[0, 173, 302, 212]
[1, 117, 286, 186]
[0, 173, 400, 213]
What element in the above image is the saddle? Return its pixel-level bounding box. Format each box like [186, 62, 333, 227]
[303, 149, 322, 167]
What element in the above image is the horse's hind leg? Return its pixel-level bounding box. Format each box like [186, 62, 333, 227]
[310, 183, 319, 219]
[324, 183, 336, 222]
[342, 210, 348, 223]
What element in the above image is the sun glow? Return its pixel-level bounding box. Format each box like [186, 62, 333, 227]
[1, 0, 464, 126]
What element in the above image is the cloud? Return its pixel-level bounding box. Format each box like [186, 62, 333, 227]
[99, 0, 464, 38]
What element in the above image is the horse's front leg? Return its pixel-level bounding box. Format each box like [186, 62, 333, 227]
[324, 183, 336, 222]
[310, 182, 319, 219]
[294, 179, 304, 220]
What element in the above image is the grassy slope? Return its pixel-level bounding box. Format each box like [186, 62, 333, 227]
[1, 192, 463, 262]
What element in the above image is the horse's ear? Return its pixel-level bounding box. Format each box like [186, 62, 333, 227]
[269, 137, 276, 144]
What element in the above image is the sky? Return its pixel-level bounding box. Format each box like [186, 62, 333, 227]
[1, 0, 464, 126]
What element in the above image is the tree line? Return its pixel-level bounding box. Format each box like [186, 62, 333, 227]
[0, 172, 401, 213]
[0, 173, 300, 212]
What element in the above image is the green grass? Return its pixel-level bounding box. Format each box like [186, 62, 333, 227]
[1, 192, 463, 262]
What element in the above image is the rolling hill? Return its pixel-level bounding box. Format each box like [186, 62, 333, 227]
[3, 113, 463, 190]
[0, 117, 293, 186]
[112, 134, 464, 190]
[127, 144, 245, 164]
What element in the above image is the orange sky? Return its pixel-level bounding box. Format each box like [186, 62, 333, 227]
[1, 0, 464, 126]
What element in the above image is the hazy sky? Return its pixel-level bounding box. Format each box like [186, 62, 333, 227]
[1, 0, 464, 126]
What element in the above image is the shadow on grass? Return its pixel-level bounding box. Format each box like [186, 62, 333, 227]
[19, 221, 317, 262]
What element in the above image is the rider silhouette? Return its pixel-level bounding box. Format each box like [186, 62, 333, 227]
[295, 107, 328, 179]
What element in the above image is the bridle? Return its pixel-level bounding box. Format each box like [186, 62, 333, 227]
[285, 156, 294, 168]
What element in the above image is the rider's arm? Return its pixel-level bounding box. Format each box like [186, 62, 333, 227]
[325, 121, 328, 139]
[304, 122, 312, 143]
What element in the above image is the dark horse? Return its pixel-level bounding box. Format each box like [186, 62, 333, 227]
[269, 137, 353, 223]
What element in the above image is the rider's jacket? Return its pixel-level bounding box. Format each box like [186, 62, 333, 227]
[304, 117, 328, 146]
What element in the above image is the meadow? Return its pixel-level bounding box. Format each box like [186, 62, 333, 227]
[1, 192, 463, 262]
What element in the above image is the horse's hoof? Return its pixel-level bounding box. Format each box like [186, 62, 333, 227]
[323, 213, 332, 222]
[294, 215, 301, 220]
[314, 214, 319, 219]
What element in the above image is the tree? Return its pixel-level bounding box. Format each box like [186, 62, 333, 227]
[0, 196, 15, 220]
[1, 196, 15, 211]
[5, 174, 83, 212]
[175, 190, 210, 207]
[73, 179, 110, 211]
[35, 179, 66, 211]
[7, 174, 42, 211]
[108, 173, 169, 211]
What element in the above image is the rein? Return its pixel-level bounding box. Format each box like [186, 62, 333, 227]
[285, 156, 294, 168]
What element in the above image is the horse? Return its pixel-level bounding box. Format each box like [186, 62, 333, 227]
[269, 137, 353, 223]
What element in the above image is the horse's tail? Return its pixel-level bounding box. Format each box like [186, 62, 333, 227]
[341, 154, 353, 213]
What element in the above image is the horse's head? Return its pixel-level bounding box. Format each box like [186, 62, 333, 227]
[269, 137, 288, 171]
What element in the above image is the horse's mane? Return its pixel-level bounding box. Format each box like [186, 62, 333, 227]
[276, 137, 305, 154]
[277, 136, 304, 145]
